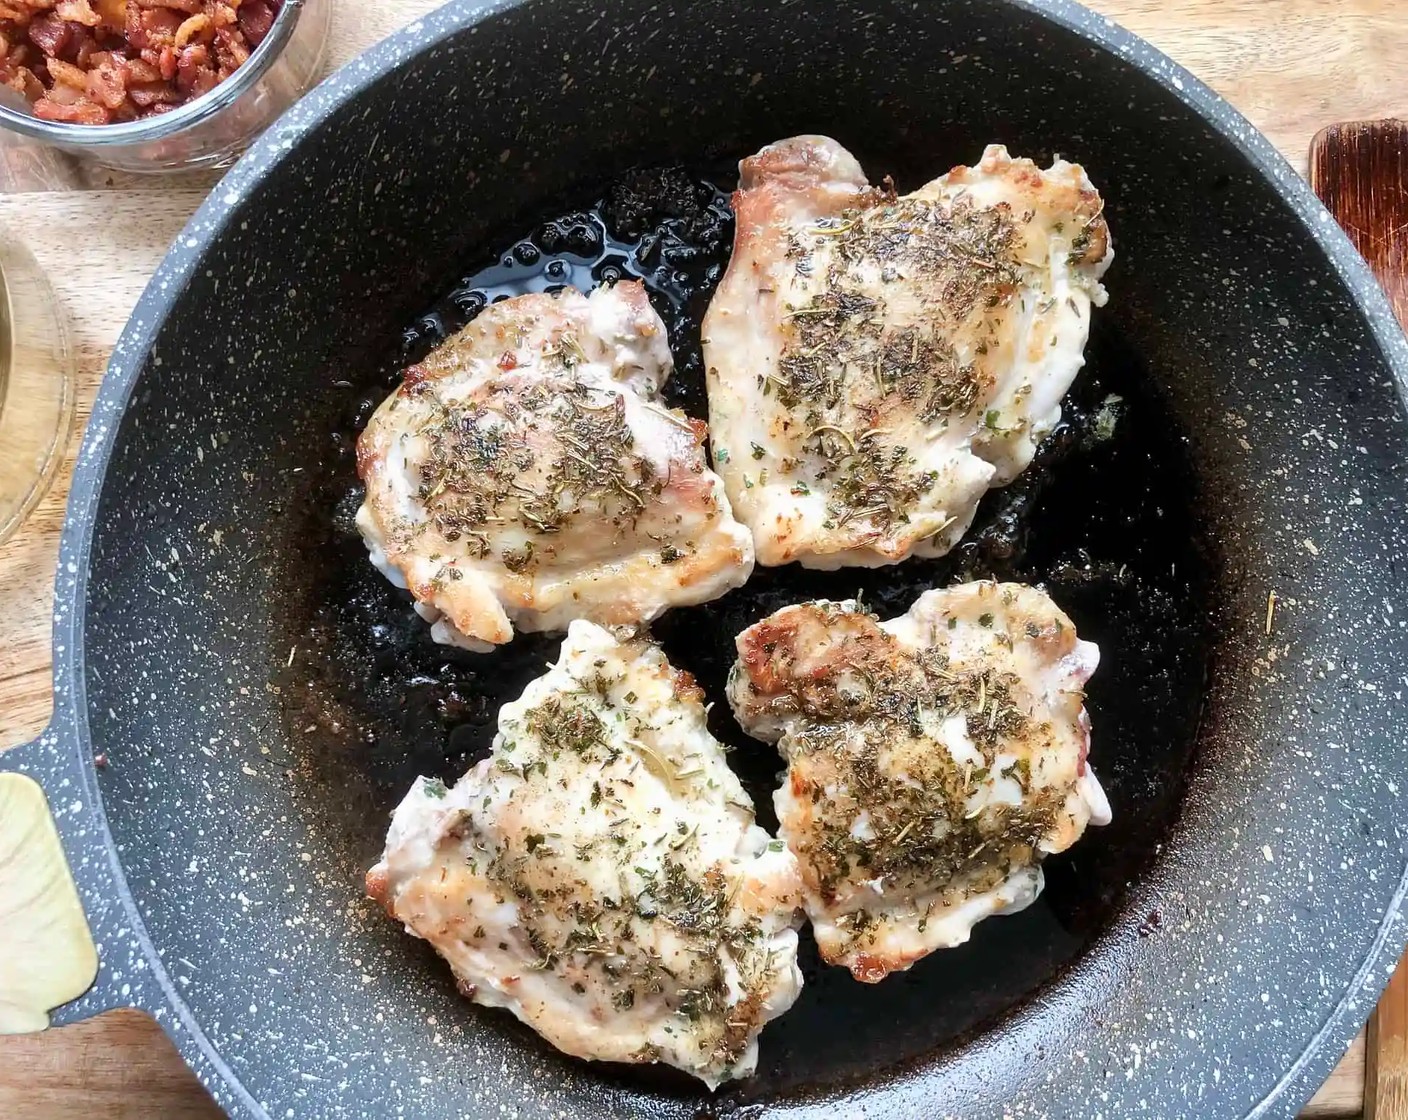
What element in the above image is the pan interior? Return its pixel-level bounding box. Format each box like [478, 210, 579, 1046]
[75, 1, 1408, 1117]
[297, 163, 1208, 1091]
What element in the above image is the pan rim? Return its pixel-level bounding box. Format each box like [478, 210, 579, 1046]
[49, 1, 1408, 1117]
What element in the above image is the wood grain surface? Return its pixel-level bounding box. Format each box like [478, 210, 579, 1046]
[1311, 120, 1408, 330]
[1368, 967, 1408, 1120]
[1310, 118, 1408, 1120]
[1, 1, 1404, 1116]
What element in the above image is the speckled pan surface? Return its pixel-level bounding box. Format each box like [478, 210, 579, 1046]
[5, 1, 1408, 1118]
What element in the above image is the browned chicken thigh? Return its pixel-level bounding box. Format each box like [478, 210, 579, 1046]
[704, 137, 1111, 568]
[369, 621, 804, 1087]
[358, 282, 753, 650]
[727, 583, 1110, 981]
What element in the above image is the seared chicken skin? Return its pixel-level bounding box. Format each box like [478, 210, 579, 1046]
[368, 621, 804, 1088]
[727, 583, 1110, 982]
[357, 283, 753, 650]
[703, 137, 1112, 568]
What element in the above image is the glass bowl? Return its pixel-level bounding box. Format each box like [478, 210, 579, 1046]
[0, 225, 75, 546]
[0, 0, 330, 175]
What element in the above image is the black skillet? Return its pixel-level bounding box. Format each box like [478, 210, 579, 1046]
[7, 1, 1408, 1117]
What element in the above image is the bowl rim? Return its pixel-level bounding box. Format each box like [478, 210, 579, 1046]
[0, 0, 307, 146]
[40, 1, 1408, 1118]
[0, 227, 76, 544]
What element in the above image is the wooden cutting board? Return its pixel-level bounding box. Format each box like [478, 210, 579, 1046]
[0, 1, 1403, 1116]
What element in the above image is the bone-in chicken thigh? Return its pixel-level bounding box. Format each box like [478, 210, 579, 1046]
[727, 583, 1111, 982]
[368, 621, 804, 1088]
[703, 137, 1112, 568]
[357, 282, 753, 650]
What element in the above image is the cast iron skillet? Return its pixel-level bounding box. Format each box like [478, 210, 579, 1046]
[7, 1, 1408, 1117]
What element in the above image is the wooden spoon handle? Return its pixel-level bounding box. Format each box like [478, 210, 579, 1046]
[1309, 117, 1408, 1120]
[1311, 120, 1408, 326]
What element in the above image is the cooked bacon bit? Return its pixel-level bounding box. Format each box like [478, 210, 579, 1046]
[54, 0, 101, 28]
[7, 63, 42, 98]
[213, 23, 246, 67]
[46, 55, 88, 88]
[171, 11, 205, 46]
[173, 39, 199, 77]
[91, 0, 125, 30]
[133, 5, 181, 50]
[235, 0, 272, 46]
[26, 13, 73, 57]
[34, 94, 108, 122]
[173, 40, 209, 92]
[0, 0, 281, 123]
[43, 75, 81, 102]
[73, 30, 98, 66]
[126, 76, 175, 106]
[122, 52, 157, 80]
[85, 56, 125, 107]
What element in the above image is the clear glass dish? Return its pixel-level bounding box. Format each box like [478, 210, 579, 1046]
[0, 225, 75, 546]
[0, 0, 330, 175]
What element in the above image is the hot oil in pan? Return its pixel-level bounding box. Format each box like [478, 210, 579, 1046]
[307, 166, 1210, 1093]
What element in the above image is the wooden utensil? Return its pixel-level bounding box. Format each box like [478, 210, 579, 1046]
[0, 774, 97, 1033]
[1310, 117, 1408, 1120]
[1312, 120, 1408, 326]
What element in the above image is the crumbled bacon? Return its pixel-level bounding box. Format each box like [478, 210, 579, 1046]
[72, 28, 97, 64]
[46, 54, 86, 87]
[53, 0, 100, 28]
[33, 94, 105, 122]
[4, 63, 42, 100]
[212, 22, 245, 67]
[171, 11, 205, 46]
[121, 52, 156, 80]
[0, 0, 283, 125]
[126, 5, 181, 52]
[126, 76, 174, 106]
[84, 53, 124, 107]
[26, 13, 73, 57]
[172, 38, 199, 86]
[235, 0, 271, 46]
